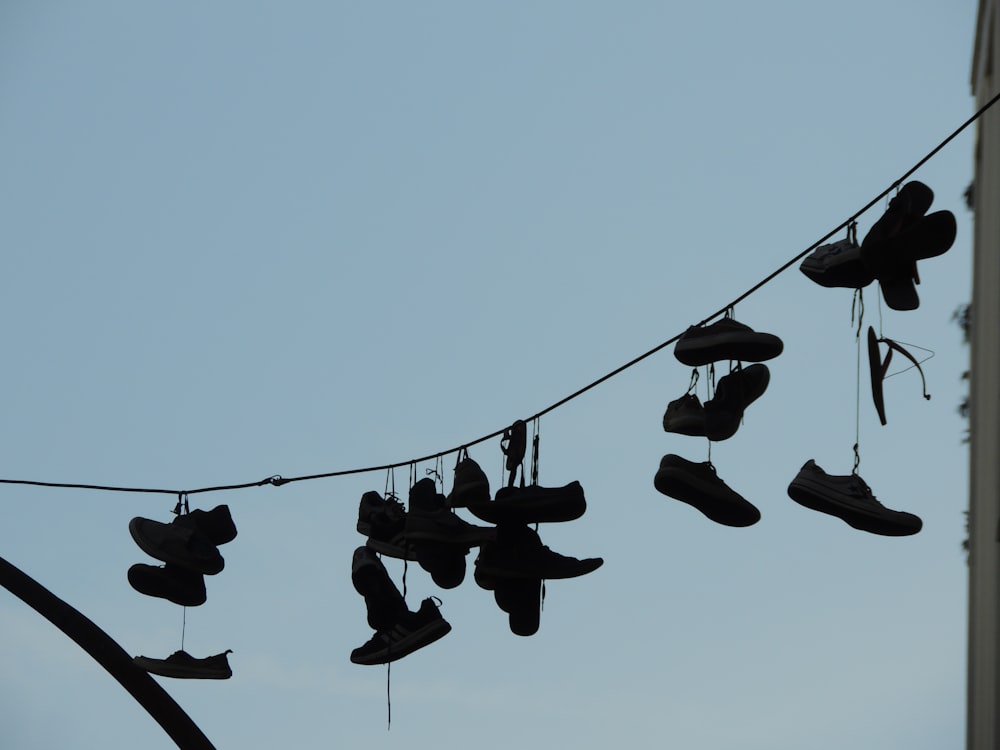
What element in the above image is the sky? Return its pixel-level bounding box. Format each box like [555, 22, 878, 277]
[0, 2, 980, 749]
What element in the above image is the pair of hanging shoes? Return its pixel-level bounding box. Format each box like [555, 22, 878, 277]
[662, 364, 771, 441]
[800, 181, 956, 309]
[127, 505, 238, 606]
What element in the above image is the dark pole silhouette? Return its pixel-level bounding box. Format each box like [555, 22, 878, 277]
[0, 555, 215, 750]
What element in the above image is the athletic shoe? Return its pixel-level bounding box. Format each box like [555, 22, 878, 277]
[127, 563, 206, 607]
[653, 454, 760, 527]
[662, 393, 707, 437]
[674, 318, 783, 366]
[475, 524, 603, 580]
[467, 481, 587, 525]
[868, 210, 956, 311]
[351, 546, 407, 631]
[861, 181, 934, 255]
[357, 491, 414, 560]
[128, 516, 224, 575]
[350, 597, 452, 665]
[133, 649, 233, 679]
[786, 460, 922, 536]
[405, 478, 496, 546]
[412, 541, 468, 589]
[446, 456, 491, 508]
[494, 577, 542, 637]
[174, 505, 237, 546]
[799, 238, 875, 289]
[703, 364, 770, 441]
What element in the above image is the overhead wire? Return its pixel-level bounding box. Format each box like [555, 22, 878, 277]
[3, 88, 999, 500]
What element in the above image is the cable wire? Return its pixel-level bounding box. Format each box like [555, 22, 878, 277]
[3, 89, 998, 499]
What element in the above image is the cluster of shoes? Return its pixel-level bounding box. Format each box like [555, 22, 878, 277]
[654, 319, 923, 536]
[656, 316, 782, 526]
[801, 180, 950, 428]
[127, 504, 237, 679]
[351, 432, 602, 664]
[799, 180, 956, 311]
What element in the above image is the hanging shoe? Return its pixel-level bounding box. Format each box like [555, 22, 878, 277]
[864, 210, 956, 311]
[674, 318, 783, 366]
[786, 460, 922, 536]
[662, 393, 707, 437]
[127, 563, 207, 607]
[466, 481, 587, 525]
[357, 491, 415, 560]
[133, 649, 233, 679]
[867, 326, 931, 426]
[493, 577, 542, 637]
[653, 454, 760, 527]
[446, 455, 491, 508]
[412, 541, 468, 589]
[350, 597, 452, 665]
[174, 505, 238, 546]
[405, 478, 496, 546]
[702, 364, 770, 441]
[799, 238, 875, 289]
[474, 524, 602, 580]
[351, 546, 408, 631]
[861, 180, 935, 252]
[128, 516, 224, 575]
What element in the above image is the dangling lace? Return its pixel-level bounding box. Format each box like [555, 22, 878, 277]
[501, 419, 527, 488]
[686, 367, 700, 395]
[530, 417, 540, 487]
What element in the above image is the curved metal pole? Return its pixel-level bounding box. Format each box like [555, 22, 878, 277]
[0, 555, 215, 750]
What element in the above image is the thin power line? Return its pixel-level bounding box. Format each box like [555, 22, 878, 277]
[4, 89, 998, 499]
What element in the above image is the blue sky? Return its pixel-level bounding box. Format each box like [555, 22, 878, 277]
[0, 3, 978, 748]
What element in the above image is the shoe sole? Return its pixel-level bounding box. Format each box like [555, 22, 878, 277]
[133, 656, 231, 679]
[475, 555, 603, 581]
[674, 332, 783, 366]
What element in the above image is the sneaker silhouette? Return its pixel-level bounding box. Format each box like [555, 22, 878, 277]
[127, 563, 206, 607]
[662, 393, 707, 437]
[860, 181, 956, 311]
[799, 238, 875, 289]
[351, 546, 408, 631]
[447, 456, 491, 508]
[357, 491, 414, 560]
[787, 460, 922, 536]
[133, 649, 233, 679]
[653, 454, 760, 527]
[350, 597, 452, 665]
[493, 577, 542, 637]
[128, 516, 224, 575]
[702, 363, 770, 441]
[674, 318, 783, 366]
